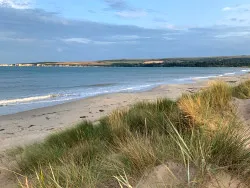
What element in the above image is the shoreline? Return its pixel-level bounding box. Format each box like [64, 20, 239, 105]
[1, 67, 249, 116]
[0, 74, 249, 152]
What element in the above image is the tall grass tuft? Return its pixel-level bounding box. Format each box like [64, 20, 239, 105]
[104, 98, 186, 136]
[9, 79, 250, 187]
[115, 133, 158, 176]
[232, 80, 250, 99]
[17, 121, 113, 173]
[178, 80, 235, 131]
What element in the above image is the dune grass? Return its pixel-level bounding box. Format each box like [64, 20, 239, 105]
[9, 80, 250, 187]
[178, 80, 237, 131]
[15, 121, 113, 173]
[232, 80, 250, 99]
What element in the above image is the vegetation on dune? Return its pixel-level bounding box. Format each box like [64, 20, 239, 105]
[7, 80, 250, 187]
[103, 99, 185, 136]
[232, 80, 250, 99]
[178, 81, 236, 131]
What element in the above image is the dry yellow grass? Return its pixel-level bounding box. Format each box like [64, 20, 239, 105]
[107, 109, 128, 132]
[178, 80, 235, 131]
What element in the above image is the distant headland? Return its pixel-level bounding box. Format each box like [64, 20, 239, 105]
[1, 55, 250, 67]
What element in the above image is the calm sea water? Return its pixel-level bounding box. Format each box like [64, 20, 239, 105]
[0, 67, 249, 115]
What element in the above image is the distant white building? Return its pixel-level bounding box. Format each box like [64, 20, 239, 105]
[0, 64, 13, 66]
[16, 64, 34, 67]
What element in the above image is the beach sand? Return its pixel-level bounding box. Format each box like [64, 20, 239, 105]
[0, 74, 249, 152]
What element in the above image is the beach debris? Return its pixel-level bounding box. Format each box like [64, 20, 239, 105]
[0, 129, 5, 131]
[99, 109, 104, 112]
[80, 116, 87, 119]
[28, 125, 35, 128]
[46, 128, 55, 131]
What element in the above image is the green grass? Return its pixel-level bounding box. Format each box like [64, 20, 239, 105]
[232, 80, 250, 99]
[9, 80, 250, 187]
[102, 98, 186, 136]
[16, 121, 113, 173]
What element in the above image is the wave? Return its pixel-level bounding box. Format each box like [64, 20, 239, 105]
[241, 69, 250, 72]
[191, 75, 217, 80]
[176, 75, 216, 81]
[0, 94, 58, 106]
[85, 83, 117, 87]
[223, 72, 235, 76]
[176, 71, 241, 82]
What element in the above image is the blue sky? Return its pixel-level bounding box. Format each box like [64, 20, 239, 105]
[1, 0, 250, 63]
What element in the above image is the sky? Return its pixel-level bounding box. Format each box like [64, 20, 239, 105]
[1, 0, 250, 63]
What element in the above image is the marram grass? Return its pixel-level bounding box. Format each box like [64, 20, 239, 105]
[7, 79, 250, 187]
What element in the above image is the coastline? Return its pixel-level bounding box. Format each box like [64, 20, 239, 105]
[1, 67, 248, 115]
[0, 74, 249, 152]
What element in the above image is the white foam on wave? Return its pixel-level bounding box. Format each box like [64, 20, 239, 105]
[224, 72, 235, 76]
[241, 69, 250, 72]
[0, 94, 58, 106]
[176, 70, 244, 82]
[119, 84, 153, 91]
[176, 75, 217, 81]
[192, 75, 217, 80]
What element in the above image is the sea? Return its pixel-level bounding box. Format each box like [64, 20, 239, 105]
[0, 67, 249, 115]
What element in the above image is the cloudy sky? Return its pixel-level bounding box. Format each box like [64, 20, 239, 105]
[1, 0, 250, 63]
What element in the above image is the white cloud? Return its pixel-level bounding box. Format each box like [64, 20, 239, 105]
[62, 38, 91, 44]
[215, 31, 250, 38]
[0, 32, 35, 42]
[164, 24, 175, 29]
[0, 37, 35, 42]
[61, 37, 139, 45]
[110, 35, 150, 40]
[220, 4, 250, 26]
[115, 10, 147, 18]
[157, 23, 176, 30]
[122, 40, 138, 44]
[222, 4, 250, 12]
[93, 41, 116, 45]
[163, 36, 175, 40]
[61, 35, 150, 45]
[0, 0, 33, 9]
[222, 7, 232, 11]
[39, 15, 69, 25]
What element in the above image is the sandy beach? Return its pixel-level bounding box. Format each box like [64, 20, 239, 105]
[0, 74, 249, 152]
